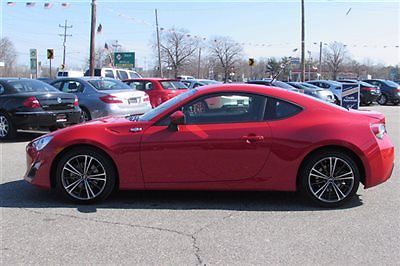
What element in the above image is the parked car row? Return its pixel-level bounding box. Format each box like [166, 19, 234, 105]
[1, 75, 398, 140]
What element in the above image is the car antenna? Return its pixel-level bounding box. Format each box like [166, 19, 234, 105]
[270, 57, 292, 83]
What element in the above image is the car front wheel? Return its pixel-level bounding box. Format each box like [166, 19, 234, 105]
[56, 148, 116, 203]
[300, 151, 360, 208]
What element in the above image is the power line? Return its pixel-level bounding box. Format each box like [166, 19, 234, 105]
[59, 19, 73, 68]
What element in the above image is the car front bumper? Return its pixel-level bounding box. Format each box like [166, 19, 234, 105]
[24, 142, 55, 189]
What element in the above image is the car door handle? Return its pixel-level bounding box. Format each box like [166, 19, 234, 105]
[241, 135, 264, 143]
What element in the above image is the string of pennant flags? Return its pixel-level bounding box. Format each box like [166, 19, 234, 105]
[6, 2, 70, 8]
[107, 8, 400, 49]
[6, 3, 399, 50]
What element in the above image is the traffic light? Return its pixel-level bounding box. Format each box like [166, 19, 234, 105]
[47, 49, 54, 60]
[248, 58, 255, 66]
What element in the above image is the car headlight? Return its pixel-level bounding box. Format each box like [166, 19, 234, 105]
[32, 136, 53, 151]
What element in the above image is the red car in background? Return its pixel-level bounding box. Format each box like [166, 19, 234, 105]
[123, 78, 188, 107]
[24, 84, 394, 207]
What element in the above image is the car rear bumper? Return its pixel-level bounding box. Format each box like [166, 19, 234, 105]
[364, 135, 395, 188]
[13, 109, 80, 129]
[91, 104, 152, 119]
[361, 92, 381, 103]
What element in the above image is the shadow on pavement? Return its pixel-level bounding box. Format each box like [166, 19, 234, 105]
[1, 132, 45, 143]
[0, 180, 363, 212]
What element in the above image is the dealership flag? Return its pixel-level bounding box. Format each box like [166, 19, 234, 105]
[61, 3, 70, 8]
[44, 3, 53, 9]
[26, 2, 35, 7]
[7, 2, 16, 6]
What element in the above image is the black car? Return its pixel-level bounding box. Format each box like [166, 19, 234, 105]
[337, 79, 381, 105]
[362, 79, 400, 105]
[246, 79, 300, 92]
[0, 78, 81, 140]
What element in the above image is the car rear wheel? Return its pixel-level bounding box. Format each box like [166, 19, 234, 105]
[392, 100, 399, 106]
[80, 108, 91, 122]
[377, 94, 388, 105]
[56, 148, 116, 203]
[0, 112, 16, 140]
[300, 151, 360, 208]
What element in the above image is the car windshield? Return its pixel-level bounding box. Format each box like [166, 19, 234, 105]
[200, 80, 220, 85]
[161, 81, 188, 90]
[88, 79, 131, 90]
[7, 79, 59, 93]
[301, 83, 320, 89]
[272, 81, 297, 90]
[139, 89, 198, 121]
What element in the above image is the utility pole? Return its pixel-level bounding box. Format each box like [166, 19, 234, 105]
[308, 50, 311, 81]
[89, 0, 97, 76]
[197, 47, 201, 78]
[300, 0, 306, 82]
[155, 9, 163, 78]
[319, 41, 323, 79]
[58, 20, 72, 69]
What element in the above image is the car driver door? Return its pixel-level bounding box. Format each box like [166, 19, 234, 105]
[140, 92, 272, 184]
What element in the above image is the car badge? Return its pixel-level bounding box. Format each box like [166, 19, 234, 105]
[57, 97, 62, 103]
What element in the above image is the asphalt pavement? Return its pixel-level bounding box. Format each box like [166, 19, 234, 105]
[1, 105, 399, 265]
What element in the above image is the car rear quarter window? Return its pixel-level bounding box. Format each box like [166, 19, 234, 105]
[104, 70, 114, 78]
[264, 98, 302, 120]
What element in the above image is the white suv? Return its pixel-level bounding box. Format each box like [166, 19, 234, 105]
[85, 68, 142, 80]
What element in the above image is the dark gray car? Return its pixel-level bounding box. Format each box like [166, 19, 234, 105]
[51, 77, 152, 121]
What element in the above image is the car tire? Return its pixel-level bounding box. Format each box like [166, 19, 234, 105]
[56, 147, 116, 203]
[80, 107, 91, 122]
[0, 112, 16, 140]
[300, 150, 360, 208]
[392, 100, 399, 106]
[377, 94, 388, 105]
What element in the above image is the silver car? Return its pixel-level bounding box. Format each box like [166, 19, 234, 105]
[51, 77, 152, 121]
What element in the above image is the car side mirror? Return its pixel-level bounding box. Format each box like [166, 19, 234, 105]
[168, 110, 185, 131]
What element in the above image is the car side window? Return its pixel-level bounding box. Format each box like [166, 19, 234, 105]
[51, 81, 63, 90]
[104, 70, 114, 78]
[181, 93, 266, 125]
[264, 97, 302, 120]
[61, 81, 83, 93]
[117, 70, 129, 80]
[127, 81, 145, 91]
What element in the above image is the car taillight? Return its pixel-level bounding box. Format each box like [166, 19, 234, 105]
[362, 87, 375, 91]
[370, 123, 386, 140]
[73, 95, 79, 106]
[99, 95, 123, 104]
[23, 96, 41, 108]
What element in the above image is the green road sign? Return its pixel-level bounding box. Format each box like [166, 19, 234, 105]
[114, 52, 135, 68]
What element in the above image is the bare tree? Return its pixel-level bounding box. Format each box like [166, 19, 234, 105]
[158, 28, 198, 77]
[0, 37, 17, 77]
[209, 36, 243, 82]
[324, 42, 348, 80]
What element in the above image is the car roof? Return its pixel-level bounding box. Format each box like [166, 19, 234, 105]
[123, 78, 179, 82]
[52, 77, 117, 81]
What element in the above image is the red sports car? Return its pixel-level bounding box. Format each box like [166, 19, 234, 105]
[24, 84, 395, 207]
[123, 78, 188, 108]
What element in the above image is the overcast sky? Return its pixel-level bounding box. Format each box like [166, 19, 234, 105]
[1, 0, 399, 70]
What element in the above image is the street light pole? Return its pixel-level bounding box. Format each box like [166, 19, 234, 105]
[319, 41, 323, 79]
[89, 0, 96, 76]
[155, 9, 163, 78]
[300, 0, 306, 82]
